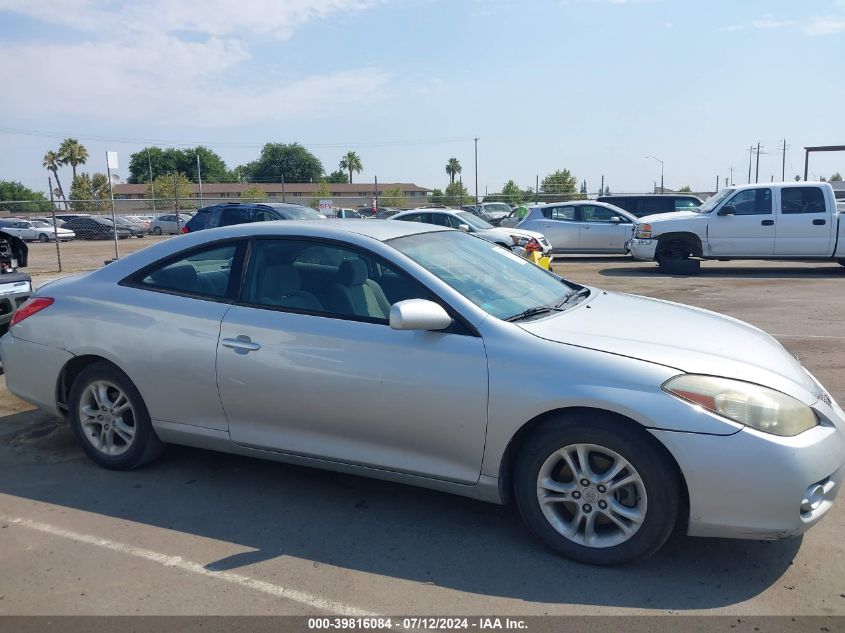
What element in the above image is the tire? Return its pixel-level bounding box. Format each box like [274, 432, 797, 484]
[513, 412, 680, 565]
[68, 362, 165, 470]
[152, 226, 163, 235]
[38, 233, 50, 243]
[657, 257, 700, 275]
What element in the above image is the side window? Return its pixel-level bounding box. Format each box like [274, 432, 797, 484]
[242, 240, 431, 322]
[429, 214, 453, 227]
[255, 209, 277, 222]
[397, 213, 424, 223]
[137, 243, 239, 298]
[221, 207, 255, 226]
[727, 188, 772, 215]
[781, 187, 826, 214]
[581, 206, 618, 223]
[550, 206, 576, 221]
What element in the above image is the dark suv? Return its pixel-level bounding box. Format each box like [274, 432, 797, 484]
[184, 202, 323, 233]
[596, 194, 703, 218]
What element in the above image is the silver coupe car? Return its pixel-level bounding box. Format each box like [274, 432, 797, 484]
[1, 220, 842, 565]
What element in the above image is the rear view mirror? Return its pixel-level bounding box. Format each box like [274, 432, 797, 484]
[390, 299, 452, 331]
[458, 224, 471, 232]
[717, 205, 736, 216]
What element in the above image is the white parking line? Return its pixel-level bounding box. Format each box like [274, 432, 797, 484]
[3, 515, 376, 616]
[774, 334, 845, 340]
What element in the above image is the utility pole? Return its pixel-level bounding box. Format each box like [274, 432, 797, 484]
[729, 166, 734, 186]
[474, 137, 479, 206]
[754, 141, 763, 183]
[716, 175, 719, 192]
[780, 139, 789, 181]
[374, 175, 379, 211]
[601, 174, 605, 196]
[747, 146, 754, 183]
[197, 153, 203, 208]
[173, 173, 182, 234]
[645, 156, 663, 193]
[535, 175, 539, 204]
[105, 151, 119, 260]
[48, 177, 62, 272]
[147, 150, 156, 214]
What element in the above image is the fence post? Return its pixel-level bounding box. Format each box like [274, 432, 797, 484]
[48, 176, 63, 272]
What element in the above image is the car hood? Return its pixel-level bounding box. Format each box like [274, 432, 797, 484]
[480, 227, 546, 241]
[517, 290, 818, 403]
[637, 210, 703, 224]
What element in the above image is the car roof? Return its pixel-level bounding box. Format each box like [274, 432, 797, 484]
[598, 194, 702, 200]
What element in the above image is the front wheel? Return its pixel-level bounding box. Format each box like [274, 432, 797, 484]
[38, 233, 50, 243]
[513, 413, 680, 565]
[152, 226, 163, 235]
[69, 362, 165, 470]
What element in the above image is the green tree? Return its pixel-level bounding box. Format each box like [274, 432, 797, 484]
[501, 180, 523, 204]
[0, 180, 51, 212]
[445, 181, 473, 206]
[128, 146, 229, 183]
[382, 186, 406, 208]
[58, 138, 89, 181]
[678, 185, 692, 192]
[540, 169, 578, 195]
[830, 172, 843, 182]
[69, 172, 110, 211]
[42, 150, 68, 208]
[240, 185, 268, 201]
[579, 180, 587, 194]
[146, 173, 196, 210]
[309, 181, 332, 209]
[429, 188, 445, 204]
[325, 169, 349, 183]
[339, 151, 363, 184]
[241, 143, 324, 183]
[445, 158, 462, 185]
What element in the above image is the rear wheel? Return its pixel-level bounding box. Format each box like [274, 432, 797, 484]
[69, 362, 165, 470]
[513, 413, 680, 565]
[152, 226, 163, 235]
[38, 233, 50, 243]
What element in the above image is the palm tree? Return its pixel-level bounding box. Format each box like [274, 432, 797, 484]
[59, 138, 89, 181]
[43, 150, 68, 209]
[445, 158, 462, 185]
[339, 151, 363, 184]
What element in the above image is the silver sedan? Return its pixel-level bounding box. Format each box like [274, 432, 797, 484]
[516, 201, 637, 254]
[2, 220, 843, 565]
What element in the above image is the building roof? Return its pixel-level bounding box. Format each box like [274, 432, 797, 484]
[113, 182, 432, 195]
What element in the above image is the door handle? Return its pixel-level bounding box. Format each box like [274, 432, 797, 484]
[543, 224, 552, 228]
[761, 219, 774, 226]
[221, 337, 260, 352]
[582, 226, 591, 230]
[813, 219, 826, 226]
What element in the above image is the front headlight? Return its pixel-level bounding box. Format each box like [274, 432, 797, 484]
[663, 374, 818, 437]
[634, 223, 652, 239]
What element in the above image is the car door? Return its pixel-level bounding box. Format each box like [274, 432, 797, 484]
[577, 205, 632, 252]
[529, 206, 579, 252]
[216, 238, 489, 484]
[707, 187, 775, 256]
[773, 185, 833, 256]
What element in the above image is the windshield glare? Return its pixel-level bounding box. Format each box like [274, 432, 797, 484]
[485, 203, 512, 214]
[391, 231, 571, 320]
[457, 211, 493, 229]
[697, 188, 734, 213]
[283, 206, 322, 220]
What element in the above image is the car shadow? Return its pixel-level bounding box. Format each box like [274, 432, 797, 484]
[0, 410, 801, 611]
[600, 265, 845, 279]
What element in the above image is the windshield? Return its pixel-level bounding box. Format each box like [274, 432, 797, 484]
[697, 188, 734, 213]
[485, 203, 512, 214]
[457, 211, 493, 230]
[390, 231, 573, 320]
[31, 221, 50, 227]
[282, 206, 323, 220]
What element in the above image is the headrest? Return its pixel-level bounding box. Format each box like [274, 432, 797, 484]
[338, 258, 368, 286]
[259, 265, 301, 298]
[151, 264, 197, 289]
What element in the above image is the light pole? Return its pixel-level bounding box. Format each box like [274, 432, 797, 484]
[646, 155, 664, 193]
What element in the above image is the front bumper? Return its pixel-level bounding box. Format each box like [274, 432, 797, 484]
[651, 405, 845, 539]
[629, 238, 657, 261]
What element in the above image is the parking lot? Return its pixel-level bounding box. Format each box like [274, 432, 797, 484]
[1, 254, 844, 616]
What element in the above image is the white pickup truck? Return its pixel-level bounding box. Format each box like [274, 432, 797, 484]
[629, 182, 843, 273]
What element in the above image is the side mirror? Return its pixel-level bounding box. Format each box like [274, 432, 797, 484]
[458, 223, 471, 232]
[717, 205, 736, 216]
[609, 216, 622, 223]
[390, 299, 452, 331]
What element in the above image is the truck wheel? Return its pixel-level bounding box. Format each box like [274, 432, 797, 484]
[658, 257, 700, 275]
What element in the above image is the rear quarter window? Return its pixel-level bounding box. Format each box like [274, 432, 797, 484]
[781, 187, 826, 214]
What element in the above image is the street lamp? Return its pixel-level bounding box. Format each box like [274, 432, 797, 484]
[646, 155, 664, 193]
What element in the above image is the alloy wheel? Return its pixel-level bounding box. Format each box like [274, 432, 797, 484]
[78, 380, 137, 456]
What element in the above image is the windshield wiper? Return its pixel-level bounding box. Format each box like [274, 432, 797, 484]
[505, 305, 564, 322]
[555, 287, 591, 308]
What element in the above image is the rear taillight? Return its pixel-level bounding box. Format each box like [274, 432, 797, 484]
[11, 297, 54, 327]
[525, 238, 542, 253]
[181, 226, 190, 234]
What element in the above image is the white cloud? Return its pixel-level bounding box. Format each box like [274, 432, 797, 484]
[752, 14, 795, 29]
[0, 0, 392, 125]
[804, 15, 845, 35]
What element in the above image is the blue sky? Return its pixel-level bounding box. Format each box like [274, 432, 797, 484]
[0, 0, 843, 197]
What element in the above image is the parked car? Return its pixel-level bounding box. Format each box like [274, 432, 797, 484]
[0, 228, 30, 337]
[54, 213, 91, 223]
[3, 220, 843, 565]
[30, 216, 66, 228]
[499, 204, 533, 228]
[184, 203, 323, 234]
[356, 206, 396, 218]
[111, 217, 147, 238]
[460, 205, 495, 223]
[125, 216, 152, 230]
[476, 202, 514, 225]
[335, 208, 363, 219]
[61, 216, 132, 240]
[516, 202, 637, 254]
[629, 182, 843, 274]
[0, 219, 75, 242]
[597, 194, 704, 218]
[149, 213, 194, 235]
[390, 208, 552, 256]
